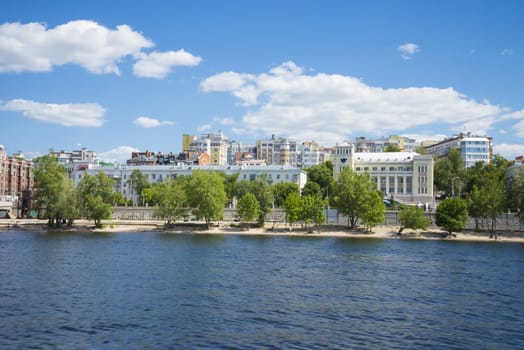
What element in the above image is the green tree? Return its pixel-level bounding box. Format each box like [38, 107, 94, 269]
[360, 191, 386, 232]
[234, 177, 273, 226]
[301, 181, 322, 199]
[434, 148, 465, 196]
[222, 173, 239, 204]
[128, 169, 150, 205]
[185, 170, 227, 227]
[483, 176, 506, 237]
[77, 172, 115, 227]
[435, 197, 468, 236]
[299, 195, 325, 233]
[398, 206, 430, 234]
[283, 191, 301, 229]
[510, 173, 524, 226]
[236, 193, 260, 230]
[305, 162, 334, 199]
[330, 167, 382, 229]
[271, 182, 299, 207]
[385, 145, 400, 152]
[467, 185, 486, 231]
[33, 152, 78, 226]
[150, 178, 187, 224]
[415, 145, 428, 155]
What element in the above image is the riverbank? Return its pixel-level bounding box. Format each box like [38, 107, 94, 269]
[1, 218, 524, 243]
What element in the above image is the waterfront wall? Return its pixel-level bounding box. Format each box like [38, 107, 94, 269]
[111, 206, 524, 231]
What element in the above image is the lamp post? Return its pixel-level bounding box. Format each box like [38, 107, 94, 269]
[451, 176, 461, 198]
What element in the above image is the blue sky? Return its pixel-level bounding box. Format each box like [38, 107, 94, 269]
[1, 0, 523, 162]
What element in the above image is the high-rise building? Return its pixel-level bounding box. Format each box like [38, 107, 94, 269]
[424, 132, 492, 167]
[256, 135, 298, 166]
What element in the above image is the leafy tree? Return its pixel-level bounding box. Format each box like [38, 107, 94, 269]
[33, 152, 78, 226]
[234, 177, 273, 226]
[415, 145, 428, 155]
[434, 148, 465, 196]
[271, 182, 299, 207]
[283, 191, 301, 229]
[299, 195, 325, 232]
[330, 167, 382, 229]
[301, 181, 322, 199]
[360, 191, 386, 232]
[385, 145, 400, 152]
[305, 162, 334, 199]
[435, 197, 468, 236]
[236, 193, 260, 230]
[510, 173, 524, 226]
[77, 172, 115, 227]
[109, 191, 127, 206]
[483, 176, 506, 237]
[128, 169, 150, 205]
[150, 178, 187, 224]
[222, 173, 239, 204]
[185, 170, 227, 227]
[467, 185, 486, 231]
[398, 206, 430, 234]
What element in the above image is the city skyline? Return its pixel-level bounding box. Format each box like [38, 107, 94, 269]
[1, 0, 523, 163]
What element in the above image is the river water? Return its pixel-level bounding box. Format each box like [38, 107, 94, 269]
[1, 230, 523, 349]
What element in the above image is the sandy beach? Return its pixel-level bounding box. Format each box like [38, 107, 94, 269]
[2, 218, 523, 243]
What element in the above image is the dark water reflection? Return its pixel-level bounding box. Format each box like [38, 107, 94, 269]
[1, 230, 523, 349]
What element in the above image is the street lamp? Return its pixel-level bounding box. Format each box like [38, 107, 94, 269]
[451, 176, 461, 198]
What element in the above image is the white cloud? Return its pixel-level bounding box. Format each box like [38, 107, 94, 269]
[398, 43, 420, 60]
[493, 144, 524, 160]
[98, 146, 139, 164]
[197, 124, 212, 132]
[133, 49, 202, 78]
[1, 99, 105, 126]
[0, 20, 153, 74]
[500, 48, 513, 56]
[513, 119, 524, 138]
[133, 116, 174, 128]
[0, 20, 200, 78]
[213, 116, 235, 125]
[201, 61, 507, 146]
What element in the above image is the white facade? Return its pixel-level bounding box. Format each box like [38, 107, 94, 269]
[425, 133, 492, 168]
[333, 142, 434, 205]
[71, 164, 307, 202]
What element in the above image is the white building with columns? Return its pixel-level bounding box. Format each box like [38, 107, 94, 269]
[333, 142, 434, 206]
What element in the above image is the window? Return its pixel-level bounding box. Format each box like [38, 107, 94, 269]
[381, 167, 386, 171]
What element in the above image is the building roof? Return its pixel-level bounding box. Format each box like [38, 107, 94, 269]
[353, 152, 420, 163]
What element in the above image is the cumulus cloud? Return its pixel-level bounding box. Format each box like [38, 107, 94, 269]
[0, 20, 201, 78]
[133, 49, 202, 78]
[133, 116, 174, 128]
[98, 146, 139, 163]
[200, 61, 507, 146]
[1, 99, 105, 126]
[513, 119, 524, 138]
[398, 43, 420, 60]
[493, 143, 524, 159]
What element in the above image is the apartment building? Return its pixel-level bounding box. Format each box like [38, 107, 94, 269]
[424, 132, 492, 168]
[256, 135, 299, 167]
[0, 145, 34, 216]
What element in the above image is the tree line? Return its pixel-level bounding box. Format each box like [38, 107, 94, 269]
[33, 151, 524, 236]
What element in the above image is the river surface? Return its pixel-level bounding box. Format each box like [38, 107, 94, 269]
[1, 230, 523, 349]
